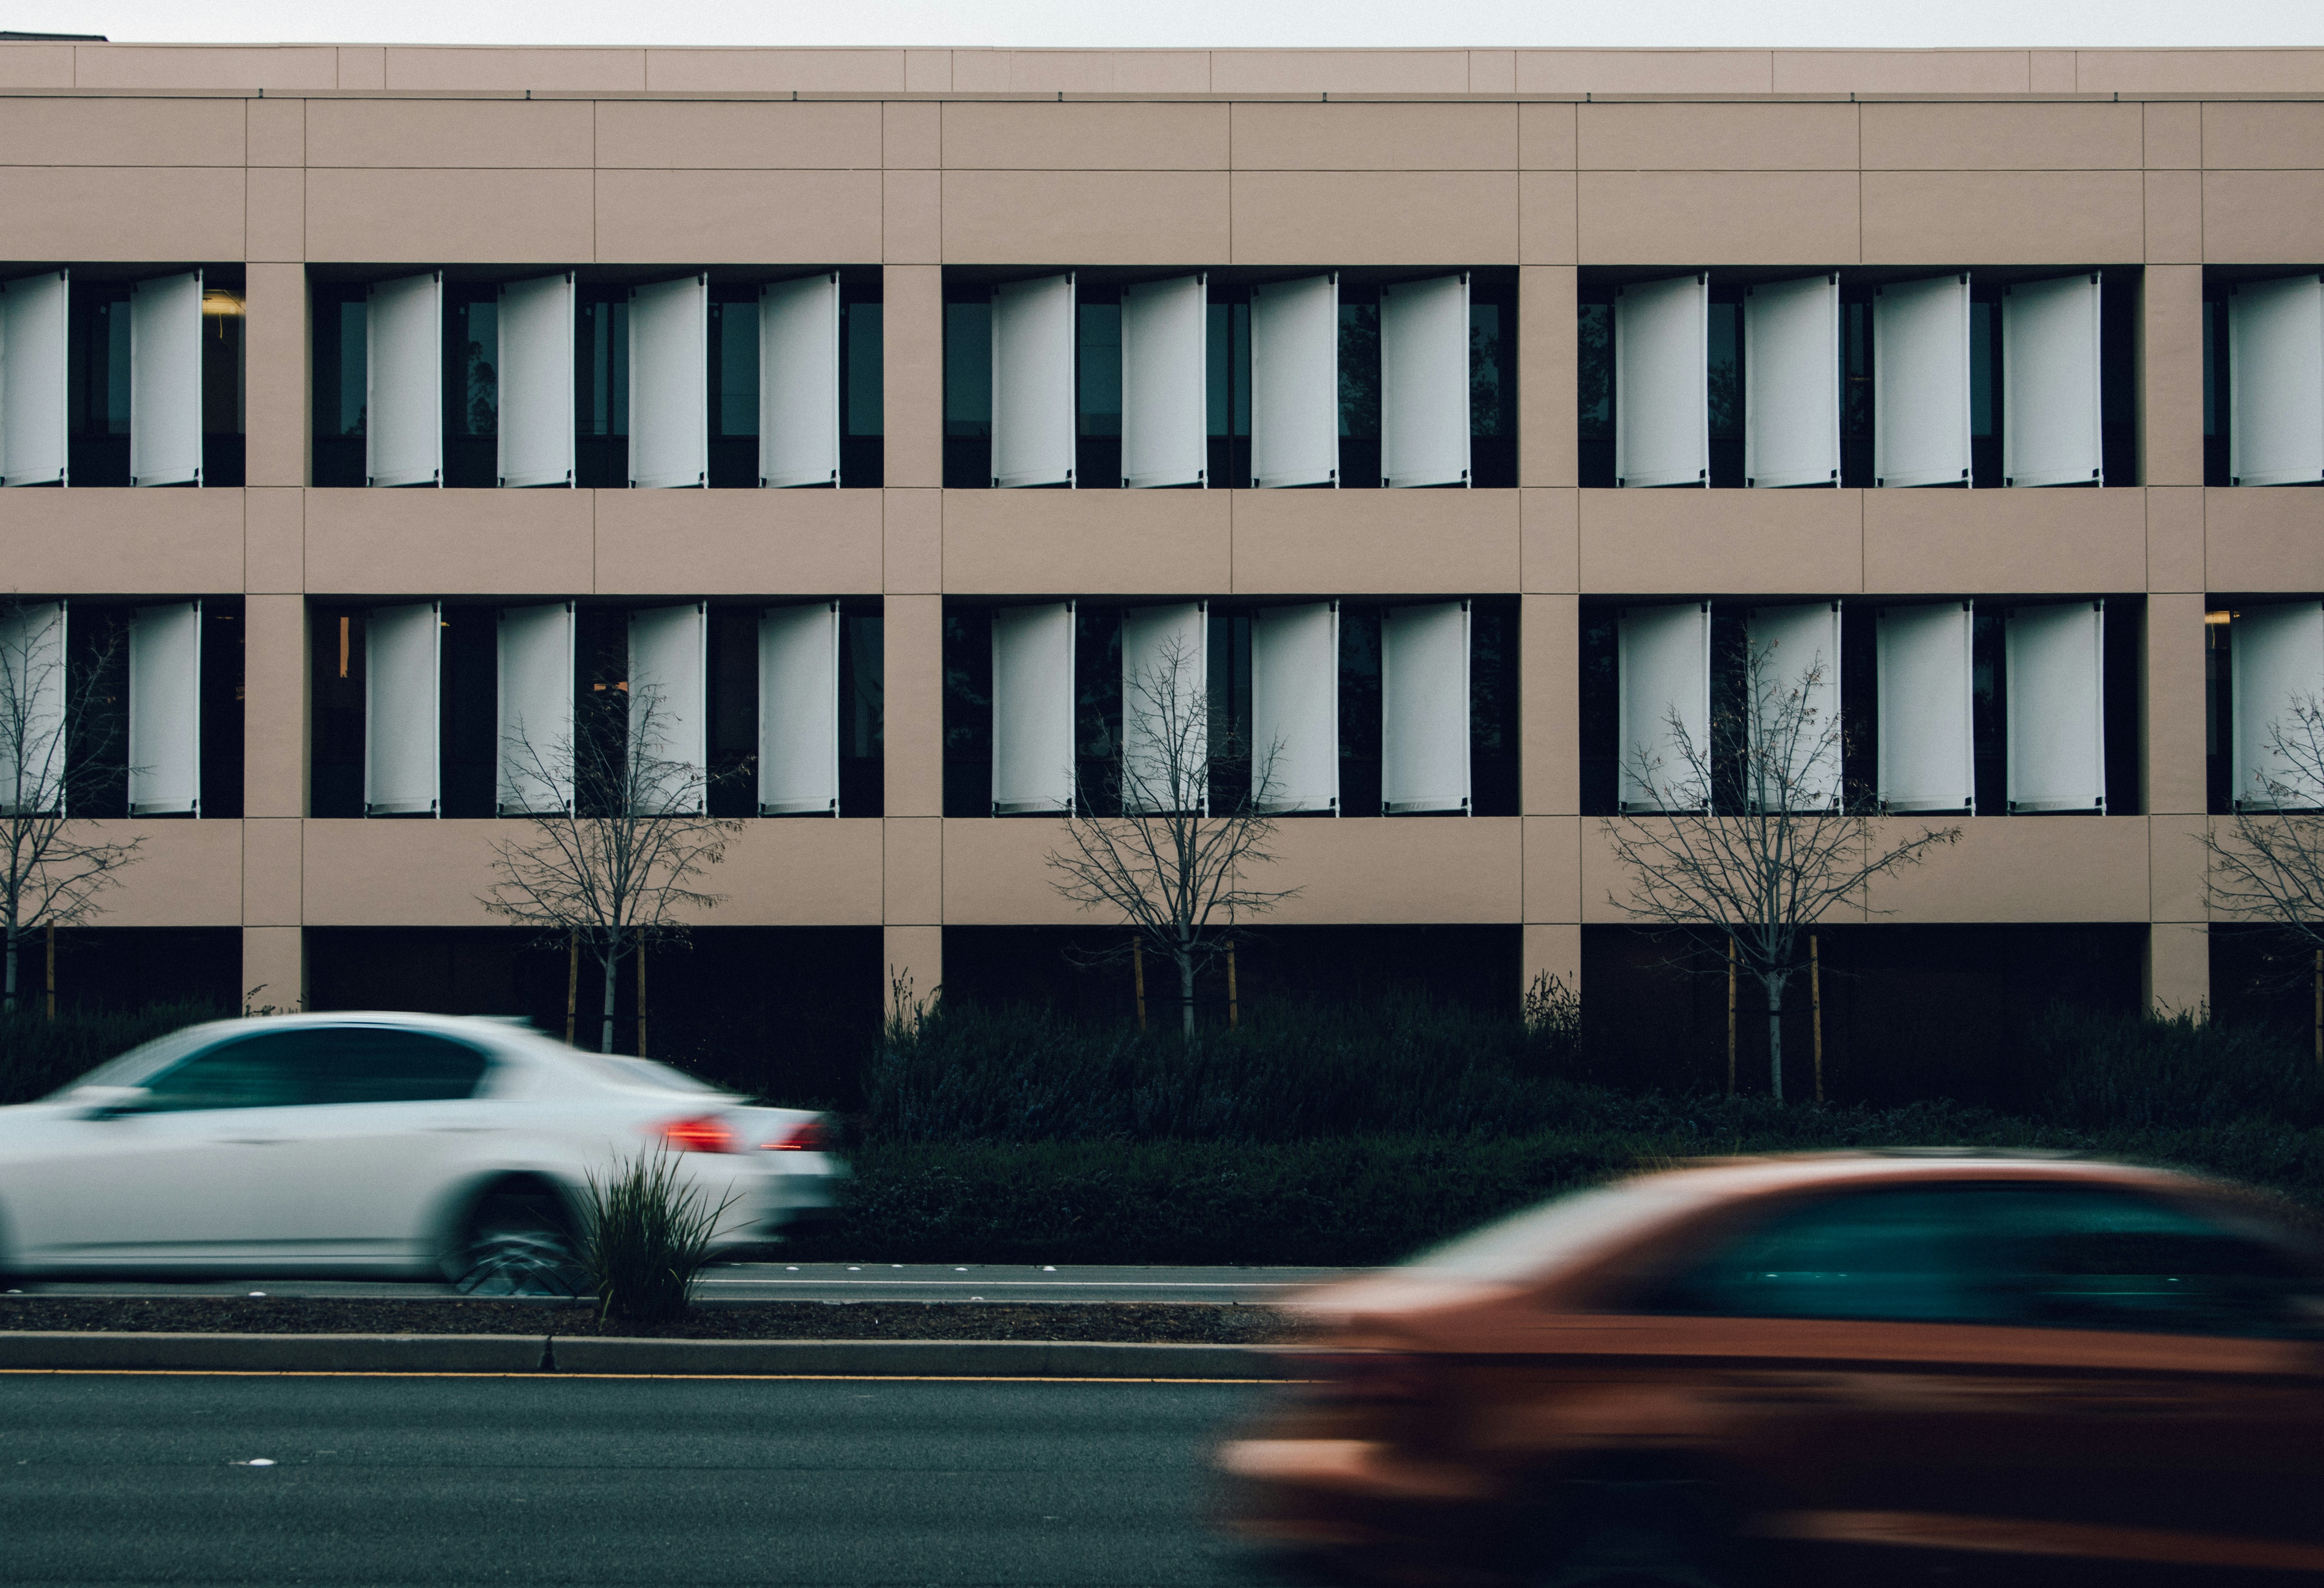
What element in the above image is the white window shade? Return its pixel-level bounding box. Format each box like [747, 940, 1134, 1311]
[2230, 601, 2324, 809]
[991, 274, 1077, 489]
[496, 601, 574, 815]
[1252, 603, 1339, 813]
[629, 275, 709, 489]
[128, 601, 203, 817]
[1120, 275, 1208, 489]
[991, 602, 1077, 815]
[0, 601, 67, 814]
[2006, 601, 2107, 814]
[1743, 274, 1839, 489]
[1250, 274, 1339, 489]
[2, 271, 69, 488]
[1617, 603, 1712, 812]
[1746, 602, 1843, 810]
[760, 602, 841, 815]
[1876, 603, 1975, 813]
[2003, 273, 2104, 489]
[367, 272, 443, 489]
[1380, 273, 1472, 489]
[1615, 273, 1708, 490]
[1874, 274, 1971, 489]
[761, 273, 841, 489]
[1381, 601, 1471, 814]
[497, 273, 575, 489]
[1121, 601, 1208, 813]
[628, 602, 709, 814]
[2229, 275, 2324, 488]
[130, 271, 203, 488]
[365, 601, 440, 816]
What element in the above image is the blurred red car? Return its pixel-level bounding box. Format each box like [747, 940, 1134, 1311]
[1218, 1152, 2324, 1588]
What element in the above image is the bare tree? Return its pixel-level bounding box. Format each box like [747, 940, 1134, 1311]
[480, 684, 740, 1053]
[1603, 633, 1960, 1100]
[1044, 632, 1300, 1038]
[2203, 693, 2324, 980]
[0, 602, 143, 1015]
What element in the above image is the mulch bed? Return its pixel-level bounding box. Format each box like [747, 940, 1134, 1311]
[0, 1295, 1311, 1344]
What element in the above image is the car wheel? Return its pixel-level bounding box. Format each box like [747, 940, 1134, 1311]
[453, 1188, 584, 1299]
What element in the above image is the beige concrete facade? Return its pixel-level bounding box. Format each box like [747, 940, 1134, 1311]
[5, 41, 2324, 1019]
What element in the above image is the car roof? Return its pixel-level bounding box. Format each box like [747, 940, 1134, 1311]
[175, 1011, 547, 1045]
[1289, 1151, 2235, 1317]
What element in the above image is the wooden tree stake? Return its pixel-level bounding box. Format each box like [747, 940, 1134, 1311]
[1811, 933, 1824, 1103]
[1132, 938, 1147, 1031]
[1227, 941, 1240, 1030]
[1725, 936, 1737, 1096]
[637, 946, 649, 1059]
[45, 925, 56, 1021]
[565, 931, 579, 1044]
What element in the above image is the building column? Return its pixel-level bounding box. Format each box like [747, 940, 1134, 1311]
[881, 264, 943, 490]
[1519, 264, 1577, 489]
[2146, 922, 2209, 1021]
[241, 927, 305, 1015]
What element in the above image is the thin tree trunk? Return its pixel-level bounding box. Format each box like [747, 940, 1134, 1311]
[601, 938, 619, 1054]
[1178, 949, 1196, 1040]
[1766, 974, 1785, 1104]
[2, 918, 16, 1017]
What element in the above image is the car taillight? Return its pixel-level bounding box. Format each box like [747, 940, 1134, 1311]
[1301, 1351, 1434, 1403]
[765, 1117, 829, 1152]
[656, 1115, 739, 1153]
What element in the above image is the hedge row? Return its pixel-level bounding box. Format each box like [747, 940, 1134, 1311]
[783, 1117, 2324, 1268]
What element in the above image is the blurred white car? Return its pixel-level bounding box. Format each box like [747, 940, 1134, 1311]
[0, 1012, 844, 1291]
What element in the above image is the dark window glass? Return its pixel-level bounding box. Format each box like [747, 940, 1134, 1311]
[1648, 1182, 2320, 1337]
[137, 1027, 489, 1111]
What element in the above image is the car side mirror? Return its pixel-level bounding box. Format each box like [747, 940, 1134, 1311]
[73, 1085, 150, 1119]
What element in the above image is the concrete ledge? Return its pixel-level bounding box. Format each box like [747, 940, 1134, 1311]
[0, 1333, 1282, 1379]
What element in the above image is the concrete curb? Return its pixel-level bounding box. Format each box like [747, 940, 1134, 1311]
[0, 1332, 1287, 1379]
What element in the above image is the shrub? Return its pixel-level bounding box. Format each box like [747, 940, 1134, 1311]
[0, 1001, 230, 1106]
[785, 1118, 2324, 1268]
[2031, 1005, 2324, 1130]
[863, 991, 1587, 1145]
[579, 1153, 736, 1326]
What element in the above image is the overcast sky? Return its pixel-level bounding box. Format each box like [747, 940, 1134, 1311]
[7, 0, 2321, 51]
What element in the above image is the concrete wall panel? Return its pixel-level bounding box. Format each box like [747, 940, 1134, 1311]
[1579, 171, 1859, 265]
[0, 96, 243, 166]
[1862, 819, 2153, 922]
[943, 170, 1230, 265]
[1578, 103, 1857, 172]
[593, 100, 882, 170]
[1862, 172, 2144, 264]
[1231, 172, 1517, 264]
[1862, 489, 2145, 594]
[306, 168, 593, 263]
[93, 822, 246, 926]
[303, 490, 594, 597]
[0, 166, 244, 261]
[307, 99, 593, 169]
[1230, 490, 1518, 595]
[591, 491, 884, 596]
[676, 823, 884, 927]
[2202, 171, 2324, 264]
[1255, 818, 1525, 924]
[1580, 489, 1863, 595]
[944, 102, 1229, 170]
[1230, 102, 1517, 171]
[1858, 102, 2141, 171]
[0, 490, 244, 595]
[594, 169, 881, 265]
[942, 490, 1233, 596]
[2206, 488, 2324, 592]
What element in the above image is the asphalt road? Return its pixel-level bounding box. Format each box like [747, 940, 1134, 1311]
[16, 1263, 1358, 1305]
[0, 1373, 1272, 1586]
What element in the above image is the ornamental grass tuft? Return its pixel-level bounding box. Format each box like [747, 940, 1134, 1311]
[579, 1152, 736, 1327]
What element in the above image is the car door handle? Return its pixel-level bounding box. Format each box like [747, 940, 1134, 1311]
[220, 1136, 290, 1146]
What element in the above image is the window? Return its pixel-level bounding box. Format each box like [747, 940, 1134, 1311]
[1645, 1182, 2320, 1339]
[136, 1027, 488, 1112]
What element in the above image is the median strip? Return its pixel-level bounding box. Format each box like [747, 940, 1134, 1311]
[0, 1331, 1287, 1379]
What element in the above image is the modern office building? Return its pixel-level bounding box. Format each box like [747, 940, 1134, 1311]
[2, 40, 2321, 1092]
